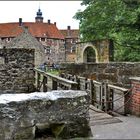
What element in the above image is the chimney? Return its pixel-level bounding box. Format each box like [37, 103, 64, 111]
[48, 19, 51, 24]
[67, 26, 71, 36]
[67, 26, 71, 30]
[19, 18, 22, 26]
[54, 22, 56, 26]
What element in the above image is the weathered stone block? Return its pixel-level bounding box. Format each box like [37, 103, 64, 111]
[0, 90, 90, 140]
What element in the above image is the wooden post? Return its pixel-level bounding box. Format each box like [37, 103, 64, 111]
[85, 78, 88, 90]
[105, 82, 108, 112]
[52, 80, 57, 90]
[34, 71, 37, 89]
[37, 73, 41, 91]
[124, 90, 130, 115]
[99, 84, 102, 109]
[71, 83, 78, 90]
[76, 76, 80, 90]
[91, 81, 95, 106]
[101, 82, 105, 111]
[43, 76, 48, 92]
[109, 88, 114, 111]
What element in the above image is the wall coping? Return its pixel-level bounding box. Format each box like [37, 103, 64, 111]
[62, 62, 140, 65]
[129, 77, 140, 82]
[0, 90, 87, 104]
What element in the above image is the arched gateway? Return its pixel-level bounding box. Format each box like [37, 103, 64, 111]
[83, 46, 97, 63]
[75, 40, 113, 63]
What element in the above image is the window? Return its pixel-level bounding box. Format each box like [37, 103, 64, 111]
[7, 38, 11, 42]
[41, 38, 45, 42]
[0, 57, 4, 64]
[45, 46, 51, 54]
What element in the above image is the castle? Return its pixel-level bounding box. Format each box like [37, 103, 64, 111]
[0, 8, 79, 65]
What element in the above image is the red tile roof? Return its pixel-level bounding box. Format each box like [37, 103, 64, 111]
[60, 29, 79, 38]
[0, 22, 64, 39]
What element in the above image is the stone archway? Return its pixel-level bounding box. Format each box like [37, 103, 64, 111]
[83, 46, 96, 63]
[75, 40, 111, 63]
[81, 44, 99, 63]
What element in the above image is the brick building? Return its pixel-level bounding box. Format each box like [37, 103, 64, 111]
[0, 8, 79, 64]
[60, 26, 80, 62]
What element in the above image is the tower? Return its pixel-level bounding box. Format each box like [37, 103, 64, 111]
[35, 8, 43, 23]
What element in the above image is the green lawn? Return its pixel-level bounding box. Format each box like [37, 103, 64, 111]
[46, 69, 59, 76]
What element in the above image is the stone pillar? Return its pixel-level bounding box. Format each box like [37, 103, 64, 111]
[130, 77, 140, 117]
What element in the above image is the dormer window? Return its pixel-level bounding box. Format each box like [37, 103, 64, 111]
[41, 38, 45, 42]
[6, 38, 11, 42]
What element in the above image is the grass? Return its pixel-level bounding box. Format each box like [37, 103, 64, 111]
[46, 69, 59, 76]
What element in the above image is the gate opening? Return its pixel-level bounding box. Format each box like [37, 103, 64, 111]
[83, 47, 96, 62]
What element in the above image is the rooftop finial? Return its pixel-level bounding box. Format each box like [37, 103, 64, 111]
[35, 4, 43, 23]
[39, 2, 40, 10]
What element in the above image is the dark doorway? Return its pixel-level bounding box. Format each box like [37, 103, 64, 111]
[83, 47, 96, 62]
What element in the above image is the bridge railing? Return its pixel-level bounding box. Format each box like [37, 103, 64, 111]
[34, 70, 130, 114]
[60, 73, 130, 114]
[34, 68, 78, 92]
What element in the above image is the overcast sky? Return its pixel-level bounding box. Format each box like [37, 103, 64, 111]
[0, 1, 85, 29]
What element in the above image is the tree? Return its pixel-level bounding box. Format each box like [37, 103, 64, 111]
[74, 0, 140, 61]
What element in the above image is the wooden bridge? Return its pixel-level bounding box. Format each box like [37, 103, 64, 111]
[34, 68, 124, 127]
[34, 68, 129, 114]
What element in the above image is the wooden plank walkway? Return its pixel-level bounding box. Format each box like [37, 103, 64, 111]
[89, 105, 122, 126]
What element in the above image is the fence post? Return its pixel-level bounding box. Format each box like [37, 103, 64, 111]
[76, 76, 80, 90]
[36, 72, 41, 91]
[43, 76, 48, 92]
[101, 82, 108, 112]
[91, 81, 96, 106]
[71, 83, 78, 90]
[108, 88, 114, 111]
[100, 82, 104, 110]
[52, 80, 57, 90]
[124, 90, 130, 115]
[90, 79, 94, 105]
[105, 82, 109, 112]
[85, 78, 88, 90]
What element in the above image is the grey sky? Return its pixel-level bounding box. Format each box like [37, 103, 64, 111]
[0, 1, 84, 29]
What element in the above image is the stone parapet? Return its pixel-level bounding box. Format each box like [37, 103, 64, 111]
[61, 62, 140, 88]
[0, 90, 90, 140]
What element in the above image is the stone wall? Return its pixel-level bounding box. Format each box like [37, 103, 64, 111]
[61, 62, 140, 88]
[66, 53, 76, 62]
[0, 48, 35, 93]
[60, 62, 140, 115]
[0, 90, 90, 140]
